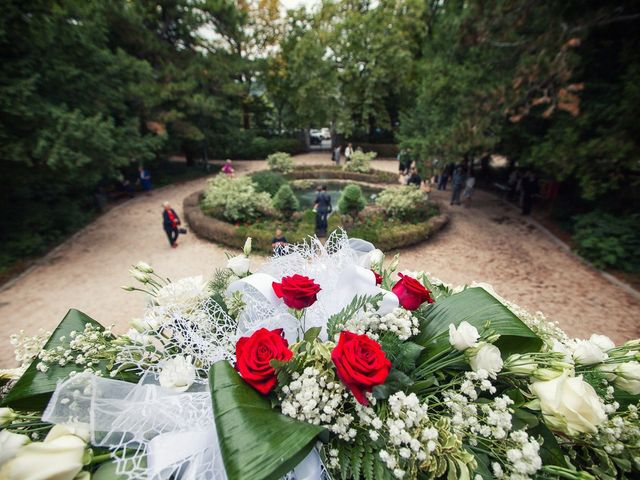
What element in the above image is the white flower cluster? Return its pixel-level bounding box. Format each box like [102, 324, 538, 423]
[280, 367, 355, 440]
[595, 404, 640, 457]
[10, 329, 51, 367]
[154, 275, 210, 307]
[376, 392, 438, 479]
[37, 324, 113, 374]
[343, 307, 419, 341]
[493, 430, 542, 479]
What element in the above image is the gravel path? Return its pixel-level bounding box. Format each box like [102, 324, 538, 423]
[1, 153, 638, 366]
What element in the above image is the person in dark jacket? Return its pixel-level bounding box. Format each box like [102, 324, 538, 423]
[438, 162, 454, 190]
[314, 185, 332, 237]
[162, 201, 181, 248]
[450, 166, 463, 205]
[520, 171, 539, 215]
[406, 168, 422, 187]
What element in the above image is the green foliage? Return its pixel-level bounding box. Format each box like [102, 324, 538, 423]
[251, 171, 286, 196]
[267, 152, 294, 174]
[330, 434, 393, 480]
[375, 185, 426, 220]
[343, 151, 375, 173]
[338, 184, 366, 216]
[572, 212, 640, 272]
[202, 175, 273, 222]
[208, 361, 325, 480]
[413, 287, 543, 360]
[326, 294, 383, 339]
[273, 183, 300, 213]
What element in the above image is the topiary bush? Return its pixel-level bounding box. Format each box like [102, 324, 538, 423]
[343, 151, 376, 173]
[375, 185, 426, 220]
[267, 152, 294, 174]
[338, 184, 366, 217]
[201, 175, 272, 222]
[251, 170, 285, 196]
[572, 211, 640, 272]
[273, 183, 300, 214]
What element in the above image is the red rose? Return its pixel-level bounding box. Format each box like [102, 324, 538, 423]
[272, 274, 321, 310]
[392, 273, 434, 310]
[331, 331, 391, 405]
[372, 269, 382, 286]
[235, 328, 293, 394]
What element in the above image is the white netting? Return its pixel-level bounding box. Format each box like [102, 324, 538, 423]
[115, 296, 237, 382]
[43, 372, 225, 480]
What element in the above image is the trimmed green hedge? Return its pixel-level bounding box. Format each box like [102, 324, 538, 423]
[285, 166, 398, 184]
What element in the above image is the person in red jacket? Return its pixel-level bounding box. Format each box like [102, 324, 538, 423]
[162, 201, 181, 248]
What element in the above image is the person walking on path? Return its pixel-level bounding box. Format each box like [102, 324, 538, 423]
[222, 159, 234, 176]
[314, 185, 332, 237]
[333, 145, 341, 165]
[462, 170, 476, 207]
[520, 170, 539, 215]
[438, 162, 454, 190]
[450, 166, 463, 205]
[344, 143, 354, 163]
[139, 166, 152, 192]
[162, 201, 181, 248]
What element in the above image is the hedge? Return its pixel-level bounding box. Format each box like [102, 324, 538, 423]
[285, 166, 398, 184]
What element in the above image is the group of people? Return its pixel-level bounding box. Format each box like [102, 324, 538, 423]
[436, 162, 476, 207]
[332, 143, 362, 164]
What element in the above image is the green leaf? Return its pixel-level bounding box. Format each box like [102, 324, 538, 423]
[413, 287, 542, 358]
[2, 309, 112, 410]
[373, 368, 413, 400]
[303, 326, 322, 343]
[209, 361, 325, 480]
[512, 408, 539, 430]
[326, 294, 383, 339]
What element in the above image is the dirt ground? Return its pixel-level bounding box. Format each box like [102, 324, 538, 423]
[1, 153, 638, 367]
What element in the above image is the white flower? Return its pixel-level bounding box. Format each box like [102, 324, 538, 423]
[448, 322, 480, 351]
[155, 276, 209, 306]
[134, 261, 154, 273]
[0, 430, 29, 465]
[530, 371, 606, 436]
[0, 368, 23, 381]
[550, 340, 573, 363]
[614, 361, 640, 395]
[0, 408, 16, 427]
[359, 248, 384, 269]
[124, 329, 150, 345]
[159, 355, 196, 392]
[243, 237, 252, 256]
[0, 425, 86, 480]
[469, 343, 503, 374]
[227, 255, 251, 277]
[573, 340, 607, 365]
[129, 269, 150, 283]
[588, 334, 615, 352]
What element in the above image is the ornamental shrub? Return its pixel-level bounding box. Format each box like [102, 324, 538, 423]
[273, 183, 300, 214]
[343, 151, 376, 173]
[267, 152, 294, 174]
[572, 211, 640, 272]
[338, 184, 366, 217]
[251, 171, 285, 196]
[201, 175, 272, 222]
[375, 185, 426, 220]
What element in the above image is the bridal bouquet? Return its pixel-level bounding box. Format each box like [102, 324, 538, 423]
[1, 231, 639, 480]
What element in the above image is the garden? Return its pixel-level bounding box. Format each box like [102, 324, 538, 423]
[185, 153, 447, 252]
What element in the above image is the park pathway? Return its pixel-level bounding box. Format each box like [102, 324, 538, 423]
[1, 153, 638, 366]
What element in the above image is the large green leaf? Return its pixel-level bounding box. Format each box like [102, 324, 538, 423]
[2, 309, 111, 410]
[209, 361, 325, 480]
[414, 287, 543, 357]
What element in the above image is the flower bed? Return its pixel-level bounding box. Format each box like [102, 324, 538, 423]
[2, 232, 639, 480]
[184, 190, 448, 253]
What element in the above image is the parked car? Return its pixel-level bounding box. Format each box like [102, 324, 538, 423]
[321, 128, 331, 139]
[309, 130, 323, 145]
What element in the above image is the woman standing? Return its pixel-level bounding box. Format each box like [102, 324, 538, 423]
[162, 201, 181, 248]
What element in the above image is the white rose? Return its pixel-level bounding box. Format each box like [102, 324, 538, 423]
[551, 340, 573, 363]
[358, 249, 385, 269]
[0, 425, 86, 480]
[0, 430, 29, 465]
[243, 237, 252, 256]
[0, 408, 16, 427]
[573, 340, 608, 365]
[589, 334, 615, 352]
[159, 355, 196, 392]
[530, 370, 607, 436]
[614, 361, 640, 395]
[469, 343, 503, 374]
[448, 322, 480, 351]
[227, 255, 251, 277]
